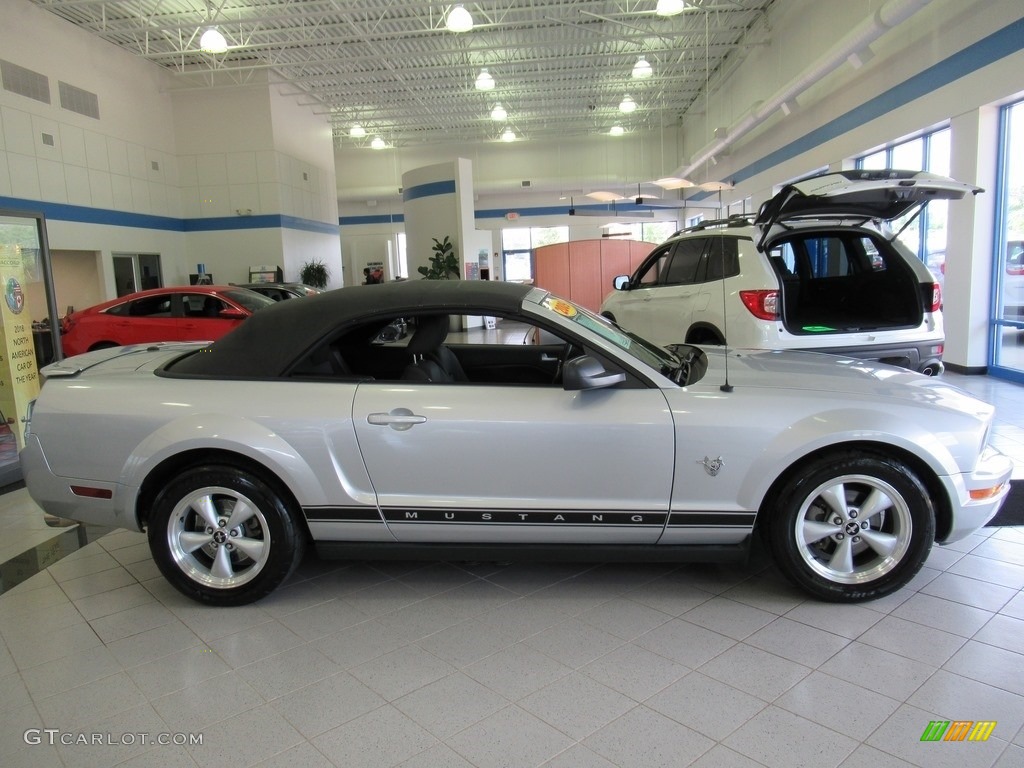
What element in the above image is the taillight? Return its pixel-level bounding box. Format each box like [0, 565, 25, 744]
[59, 315, 73, 334]
[739, 290, 779, 321]
[929, 282, 941, 313]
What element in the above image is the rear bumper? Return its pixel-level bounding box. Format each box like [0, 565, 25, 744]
[20, 435, 139, 530]
[802, 339, 945, 374]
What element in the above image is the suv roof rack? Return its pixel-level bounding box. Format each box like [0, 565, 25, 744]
[672, 214, 753, 237]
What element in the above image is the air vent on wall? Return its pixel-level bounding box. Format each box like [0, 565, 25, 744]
[521, 180, 532, 188]
[1, 59, 50, 104]
[41, 133, 54, 147]
[59, 81, 99, 119]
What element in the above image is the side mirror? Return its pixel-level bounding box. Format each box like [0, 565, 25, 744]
[220, 308, 247, 320]
[562, 355, 626, 391]
[613, 275, 630, 291]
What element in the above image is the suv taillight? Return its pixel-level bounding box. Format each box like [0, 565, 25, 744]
[739, 290, 779, 321]
[928, 282, 941, 313]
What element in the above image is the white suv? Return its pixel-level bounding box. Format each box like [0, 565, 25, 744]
[601, 170, 980, 375]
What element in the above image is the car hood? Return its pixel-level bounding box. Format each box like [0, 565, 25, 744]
[702, 347, 993, 418]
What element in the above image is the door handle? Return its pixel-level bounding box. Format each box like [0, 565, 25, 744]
[540, 353, 559, 362]
[367, 408, 427, 431]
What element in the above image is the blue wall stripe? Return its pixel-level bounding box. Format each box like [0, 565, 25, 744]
[339, 213, 406, 225]
[401, 179, 456, 202]
[0, 196, 184, 231]
[0, 195, 337, 236]
[726, 16, 1024, 188]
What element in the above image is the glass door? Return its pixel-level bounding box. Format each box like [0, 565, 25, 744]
[990, 101, 1024, 378]
[113, 253, 162, 296]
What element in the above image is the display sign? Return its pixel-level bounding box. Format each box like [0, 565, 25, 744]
[0, 223, 42, 450]
[0, 212, 59, 485]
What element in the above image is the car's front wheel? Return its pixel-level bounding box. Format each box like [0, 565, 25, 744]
[147, 465, 305, 605]
[764, 452, 934, 602]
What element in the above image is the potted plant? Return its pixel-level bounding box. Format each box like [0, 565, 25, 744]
[299, 259, 330, 289]
[418, 236, 460, 280]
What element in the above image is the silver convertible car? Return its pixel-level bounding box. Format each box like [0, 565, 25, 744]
[21, 280, 1011, 605]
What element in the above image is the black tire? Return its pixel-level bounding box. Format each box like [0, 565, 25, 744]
[763, 452, 935, 602]
[147, 465, 305, 605]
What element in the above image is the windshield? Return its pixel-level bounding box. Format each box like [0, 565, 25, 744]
[536, 295, 679, 374]
[223, 289, 277, 312]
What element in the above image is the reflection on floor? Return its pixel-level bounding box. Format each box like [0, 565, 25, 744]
[0, 363, 1021, 767]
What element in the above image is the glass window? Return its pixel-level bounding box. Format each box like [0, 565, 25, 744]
[703, 237, 741, 281]
[664, 240, 705, 285]
[642, 221, 678, 243]
[121, 295, 172, 317]
[634, 244, 674, 286]
[856, 128, 951, 279]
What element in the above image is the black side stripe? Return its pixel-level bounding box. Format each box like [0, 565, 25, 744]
[303, 507, 757, 528]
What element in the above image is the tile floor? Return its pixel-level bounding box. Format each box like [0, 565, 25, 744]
[0, 372, 1023, 768]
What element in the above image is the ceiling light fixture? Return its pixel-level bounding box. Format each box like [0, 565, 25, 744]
[446, 4, 474, 33]
[609, 125, 625, 136]
[656, 0, 686, 17]
[370, 136, 387, 150]
[632, 57, 652, 79]
[500, 127, 516, 142]
[619, 95, 637, 113]
[349, 124, 366, 138]
[653, 176, 695, 190]
[475, 68, 495, 91]
[199, 26, 228, 54]
[490, 103, 507, 121]
[586, 191, 626, 202]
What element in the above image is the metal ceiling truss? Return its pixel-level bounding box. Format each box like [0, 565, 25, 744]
[31, 0, 774, 147]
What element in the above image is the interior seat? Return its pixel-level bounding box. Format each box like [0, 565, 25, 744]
[401, 315, 467, 382]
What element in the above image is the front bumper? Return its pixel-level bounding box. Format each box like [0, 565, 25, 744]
[940, 446, 1014, 543]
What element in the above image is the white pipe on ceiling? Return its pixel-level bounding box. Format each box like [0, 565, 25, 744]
[673, 0, 934, 181]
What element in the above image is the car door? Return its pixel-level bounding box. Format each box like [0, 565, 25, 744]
[179, 292, 243, 342]
[109, 293, 179, 344]
[641, 237, 709, 346]
[350, 348, 675, 545]
[606, 242, 675, 339]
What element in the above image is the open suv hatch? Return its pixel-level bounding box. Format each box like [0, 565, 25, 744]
[601, 170, 981, 374]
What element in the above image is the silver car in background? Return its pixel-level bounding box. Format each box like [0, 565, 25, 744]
[21, 281, 1011, 605]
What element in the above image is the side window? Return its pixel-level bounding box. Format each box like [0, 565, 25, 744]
[663, 239, 705, 285]
[634, 244, 674, 286]
[183, 294, 226, 318]
[702, 237, 741, 282]
[127, 295, 172, 317]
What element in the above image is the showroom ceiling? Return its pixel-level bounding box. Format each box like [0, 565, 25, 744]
[32, 0, 775, 148]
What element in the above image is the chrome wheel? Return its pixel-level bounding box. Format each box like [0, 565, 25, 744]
[166, 486, 271, 589]
[765, 452, 934, 602]
[794, 474, 911, 585]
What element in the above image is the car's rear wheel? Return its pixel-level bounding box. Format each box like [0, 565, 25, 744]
[764, 452, 934, 602]
[147, 465, 305, 605]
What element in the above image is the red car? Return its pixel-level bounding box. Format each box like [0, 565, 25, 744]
[60, 285, 275, 357]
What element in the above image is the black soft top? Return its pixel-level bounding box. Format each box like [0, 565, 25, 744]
[167, 280, 537, 378]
